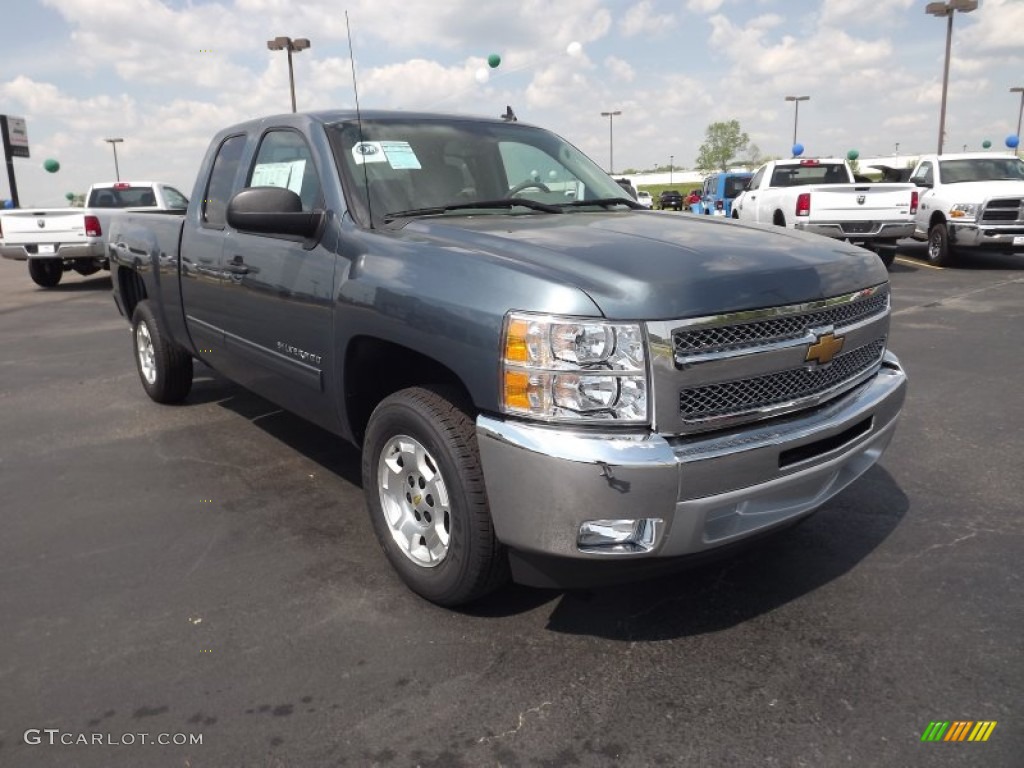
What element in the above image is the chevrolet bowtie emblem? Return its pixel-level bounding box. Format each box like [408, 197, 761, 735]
[806, 332, 845, 365]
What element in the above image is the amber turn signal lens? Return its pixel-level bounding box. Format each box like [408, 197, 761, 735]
[503, 370, 531, 409]
[504, 318, 530, 362]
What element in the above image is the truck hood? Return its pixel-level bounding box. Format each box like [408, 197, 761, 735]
[938, 180, 1024, 203]
[402, 212, 887, 320]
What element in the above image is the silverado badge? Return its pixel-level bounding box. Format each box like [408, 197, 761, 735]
[806, 332, 845, 365]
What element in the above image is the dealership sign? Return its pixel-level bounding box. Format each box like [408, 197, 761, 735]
[1, 116, 30, 158]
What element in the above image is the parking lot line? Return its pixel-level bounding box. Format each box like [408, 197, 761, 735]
[895, 256, 944, 270]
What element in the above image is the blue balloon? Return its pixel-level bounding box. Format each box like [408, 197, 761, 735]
[2, 199, 13, 209]
[792, 143, 804, 157]
[1007, 134, 1020, 149]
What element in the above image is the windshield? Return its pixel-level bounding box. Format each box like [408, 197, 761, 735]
[938, 158, 1024, 183]
[328, 118, 631, 228]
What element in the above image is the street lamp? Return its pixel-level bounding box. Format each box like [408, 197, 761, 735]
[784, 96, 810, 147]
[600, 110, 622, 173]
[1011, 86, 1024, 154]
[267, 36, 311, 113]
[104, 138, 123, 181]
[925, 0, 978, 155]
[669, 154, 674, 185]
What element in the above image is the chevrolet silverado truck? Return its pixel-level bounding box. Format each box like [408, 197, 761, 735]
[907, 152, 1024, 267]
[733, 158, 918, 267]
[109, 111, 907, 606]
[0, 181, 187, 287]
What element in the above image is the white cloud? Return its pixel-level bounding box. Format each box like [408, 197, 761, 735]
[686, 0, 725, 14]
[621, 1, 676, 37]
[604, 56, 636, 83]
[820, 0, 914, 26]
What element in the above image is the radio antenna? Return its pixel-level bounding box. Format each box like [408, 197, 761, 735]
[345, 11, 373, 228]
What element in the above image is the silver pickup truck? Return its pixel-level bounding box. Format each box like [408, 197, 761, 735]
[0, 181, 187, 287]
[109, 110, 907, 606]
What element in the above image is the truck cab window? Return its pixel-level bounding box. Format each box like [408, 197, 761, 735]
[163, 187, 189, 209]
[202, 134, 247, 228]
[248, 130, 323, 211]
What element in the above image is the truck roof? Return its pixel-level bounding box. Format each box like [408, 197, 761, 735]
[211, 109, 540, 138]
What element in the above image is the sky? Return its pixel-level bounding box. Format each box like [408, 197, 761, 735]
[1, 0, 1022, 206]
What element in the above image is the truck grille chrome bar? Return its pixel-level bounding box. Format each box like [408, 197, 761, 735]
[672, 284, 888, 358]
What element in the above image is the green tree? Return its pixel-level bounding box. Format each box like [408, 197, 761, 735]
[695, 120, 749, 173]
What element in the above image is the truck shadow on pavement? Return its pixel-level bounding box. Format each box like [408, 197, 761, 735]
[38, 274, 114, 291]
[185, 367, 908, 639]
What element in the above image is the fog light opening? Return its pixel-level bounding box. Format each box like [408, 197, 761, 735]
[577, 518, 663, 555]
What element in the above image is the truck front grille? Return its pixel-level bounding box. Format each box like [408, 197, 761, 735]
[981, 198, 1023, 223]
[648, 284, 891, 435]
[678, 338, 885, 424]
[673, 285, 888, 357]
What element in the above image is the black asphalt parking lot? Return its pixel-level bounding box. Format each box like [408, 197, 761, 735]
[1, 244, 1021, 768]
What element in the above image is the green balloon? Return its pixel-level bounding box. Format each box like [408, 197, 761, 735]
[43, 158, 60, 173]
[487, 53, 501, 68]
[982, 139, 991, 149]
[65, 192, 75, 200]
[846, 149, 859, 161]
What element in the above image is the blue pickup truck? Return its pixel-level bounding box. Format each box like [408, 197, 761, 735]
[109, 110, 906, 606]
[692, 171, 753, 216]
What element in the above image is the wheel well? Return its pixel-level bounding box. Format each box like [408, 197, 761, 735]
[344, 336, 474, 445]
[929, 211, 946, 230]
[117, 267, 147, 319]
[773, 210, 786, 226]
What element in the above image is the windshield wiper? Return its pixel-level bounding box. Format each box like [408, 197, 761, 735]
[383, 198, 565, 222]
[556, 197, 645, 210]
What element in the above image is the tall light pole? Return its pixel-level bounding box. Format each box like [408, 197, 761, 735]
[600, 110, 621, 173]
[895, 142, 900, 155]
[1011, 86, 1024, 154]
[669, 154, 674, 185]
[104, 138, 123, 181]
[267, 36, 311, 113]
[926, 1, 978, 155]
[784, 96, 810, 147]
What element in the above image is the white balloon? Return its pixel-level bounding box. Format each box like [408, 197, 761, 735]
[475, 67, 489, 84]
[566, 41, 582, 57]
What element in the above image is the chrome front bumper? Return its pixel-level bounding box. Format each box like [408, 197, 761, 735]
[477, 352, 906, 564]
[793, 221, 915, 240]
[949, 222, 1024, 249]
[0, 242, 106, 261]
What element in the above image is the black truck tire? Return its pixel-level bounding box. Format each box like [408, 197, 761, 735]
[927, 221, 956, 267]
[131, 300, 193, 404]
[362, 387, 509, 606]
[28, 259, 63, 288]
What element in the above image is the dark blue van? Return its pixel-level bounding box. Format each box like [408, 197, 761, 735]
[693, 171, 753, 216]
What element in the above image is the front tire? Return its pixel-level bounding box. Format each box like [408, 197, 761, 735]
[131, 300, 193, 404]
[927, 221, 956, 267]
[28, 259, 63, 288]
[362, 387, 509, 606]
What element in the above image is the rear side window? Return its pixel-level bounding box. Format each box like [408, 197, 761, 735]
[247, 130, 323, 211]
[163, 187, 189, 209]
[202, 134, 247, 228]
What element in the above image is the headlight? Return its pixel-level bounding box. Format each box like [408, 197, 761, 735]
[501, 312, 649, 423]
[949, 203, 979, 220]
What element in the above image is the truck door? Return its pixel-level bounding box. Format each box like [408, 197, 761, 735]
[745, 166, 766, 222]
[180, 133, 248, 363]
[214, 128, 338, 427]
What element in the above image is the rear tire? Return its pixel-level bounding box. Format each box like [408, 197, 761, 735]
[362, 387, 509, 606]
[773, 212, 786, 228]
[28, 260, 63, 288]
[131, 300, 193, 404]
[927, 221, 956, 267]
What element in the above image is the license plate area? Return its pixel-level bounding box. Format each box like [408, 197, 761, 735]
[37, 244, 56, 255]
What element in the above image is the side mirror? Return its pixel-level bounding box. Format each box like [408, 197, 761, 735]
[227, 187, 324, 239]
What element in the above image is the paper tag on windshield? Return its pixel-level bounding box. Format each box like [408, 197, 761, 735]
[381, 141, 421, 170]
[352, 142, 386, 165]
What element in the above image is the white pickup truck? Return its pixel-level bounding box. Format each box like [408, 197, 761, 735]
[732, 158, 917, 266]
[908, 152, 1024, 267]
[0, 181, 188, 287]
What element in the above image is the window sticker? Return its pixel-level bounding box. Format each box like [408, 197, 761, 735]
[352, 141, 386, 165]
[381, 141, 422, 170]
[251, 159, 306, 194]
